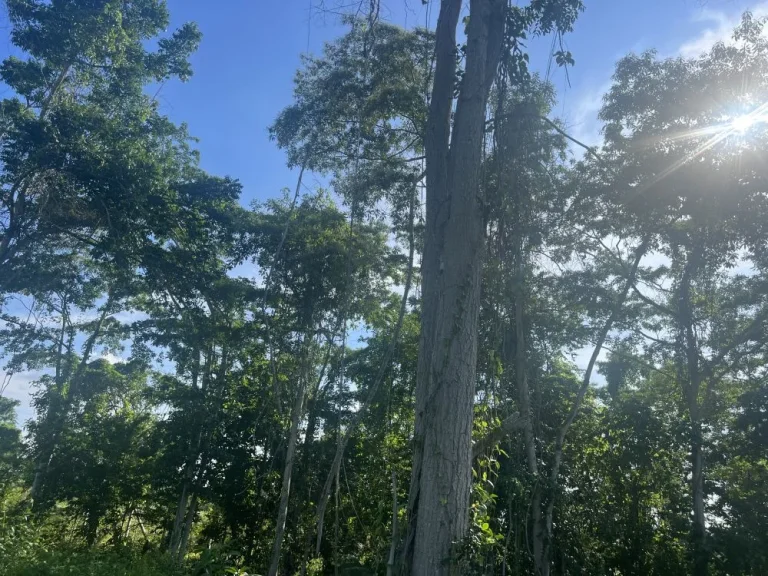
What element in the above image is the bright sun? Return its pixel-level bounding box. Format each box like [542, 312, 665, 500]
[731, 114, 756, 133]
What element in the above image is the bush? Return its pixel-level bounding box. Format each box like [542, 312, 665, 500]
[1, 546, 181, 576]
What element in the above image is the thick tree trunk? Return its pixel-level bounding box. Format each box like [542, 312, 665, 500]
[268, 355, 309, 576]
[405, 0, 504, 573]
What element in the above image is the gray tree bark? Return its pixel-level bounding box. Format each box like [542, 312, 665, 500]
[405, 0, 505, 573]
[176, 492, 199, 562]
[510, 228, 548, 575]
[169, 349, 207, 558]
[169, 481, 190, 557]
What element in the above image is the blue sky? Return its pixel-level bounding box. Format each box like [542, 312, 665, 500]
[2, 0, 767, 425]
[150, 0, 768, 205]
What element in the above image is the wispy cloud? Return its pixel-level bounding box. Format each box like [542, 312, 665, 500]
[678, 3, 768, 59]
[563, 79, 612, 150]
[563, 2, 768, 151]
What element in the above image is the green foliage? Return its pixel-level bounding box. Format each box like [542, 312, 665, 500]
[271, 18, 431, 177]
[0, 0, 240, 300]
[457, 414, 505, 573]
[2, 548, 181, 576]
[0, 397, 24, 495]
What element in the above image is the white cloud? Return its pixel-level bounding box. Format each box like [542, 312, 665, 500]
[100, 352, 125, 364]
[113, 310, 149, 324]
[677, 3, 768, 59]
[562, 2, 768, 153]
[564, 79, 612, 150]
[678, 9, 736, 59]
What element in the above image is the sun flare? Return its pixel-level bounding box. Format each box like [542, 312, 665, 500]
[731, 114, 756, 134]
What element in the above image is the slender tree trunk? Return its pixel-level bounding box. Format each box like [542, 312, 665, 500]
[316, 186, 416, 554]
[629, 479, 642, 574]
[176, 492, 199, 563]
[268, 344, 310, 576]
[31, 293, 114, 503]
[54, 300, 68, 389]
[170, 351, 207, 556]
[173, 446, 213, 562]
[511, 244, 548, 575]
[0, 184, 23, 270]
[678, 247, 708, 576]
[0, 63, 70, 276]
[333, 465, 340, 576]
[502, 168, 550, 576]
[86, 509, 100, 548]
[176, 342, 230, 561]
[169, 482, 190, 557]
[123, 510, 133, 543]
[691, 420, 707, 576]
[297, 399, 321, 574]
[115, 504, 133, 545]
[405, 1, 504, 573]
[387, 468, 398, 576]
[169, 405, 205, 555]
[40, 63, 72, 118]
[264, 163, 306, 416]
[540, 241, 648, 574]
[30, 465, 44, 503]
[137, 515, 150, 546]
[296, 346, 335, 575]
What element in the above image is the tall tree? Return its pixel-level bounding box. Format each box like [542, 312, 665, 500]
[590, 13, 768, 574]
[405, 2, 582, 572]
[241, 192, 394, 575]
[0, 0, 213, 301]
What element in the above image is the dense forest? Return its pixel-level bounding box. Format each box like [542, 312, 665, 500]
[1, 0, 767, 575]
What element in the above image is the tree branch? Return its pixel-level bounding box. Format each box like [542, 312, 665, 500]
[472, 412, 526, 459]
